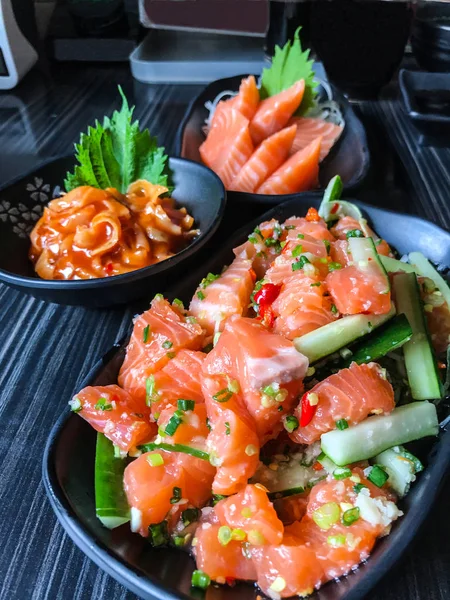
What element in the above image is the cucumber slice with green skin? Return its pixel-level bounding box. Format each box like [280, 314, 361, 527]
[393, 273, 442, 400]
[95, 433, 130, 529]
[321, 401, 439, 466]
[294, 305, 395, 363]
[380, 255, 416, 274]
[139, 442, 209, 461]
[348, 237, 390, 294]
[321, 175, 343, 205]
[373, 446, 422, 497]
[318, 199, 363, 223]
[317, 453, 339, 474]
[408, 251, 450, 311]
[341, 314, 412, 368]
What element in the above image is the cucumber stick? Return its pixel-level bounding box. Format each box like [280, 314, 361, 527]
[373, 446, 423, 498]
[380, 255, 416, 274]
[393, 273, 442, 400]
[348, 237, 390, 293]
[294, 305, 395, 363]
[321, 401, 439, 466]
[408, 251, 450, 311]
[95, 433, 130, 529]
[341, 314, 412, 368]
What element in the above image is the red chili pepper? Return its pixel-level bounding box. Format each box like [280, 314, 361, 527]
[330, 203, 340, 215]
[106, 262, 114, 275]
[312, 461, 323, 471]
[306, 207, 320, 222]
[254, 283, 282, 328]
[225, 577, 236, 587]
[299, 392, 318, 427]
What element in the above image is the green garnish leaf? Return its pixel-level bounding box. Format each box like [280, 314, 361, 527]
[260, 27, 318, 116]
[94, 397, 113, 411]
[65, 86, 172, 194]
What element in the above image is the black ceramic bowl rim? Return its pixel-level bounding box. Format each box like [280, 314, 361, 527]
[42, 196, 450, 600]
[0, 156, 227, 291]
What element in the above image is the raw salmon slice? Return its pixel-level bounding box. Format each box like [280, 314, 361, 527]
[326, 263, 392, 315]
[200, 107, 254, 189]
[256, 136, 322, 195]
[284, 215, 336, 243]
[150, 350, 206, 418]
[233, 218, 284, 279]
[194, 521, 257, 583]
[289, 116, 343, 161]
[123, 450, 215, 537]
[330, 239, 352, 267]
[249, 80, 305, 145]
[203, 316, 308, 442]
[290, 362, 395, 444]
[419, 276, 450, 355]
[331, 216, 392, 257]
[202, 373, 260, 495]
[71, 385, 155, 452]
[265, 237, 328, 287]
[118, 296, 205, 402]
[215, 484, 284, 545]
[228, 75, 260, 121]
[189, 256, 255, 337]
[229, 125, 297, 193]
[157, 402, 209, 449]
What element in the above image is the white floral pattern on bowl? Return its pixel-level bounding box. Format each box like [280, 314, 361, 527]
[0, 177, 62, 238]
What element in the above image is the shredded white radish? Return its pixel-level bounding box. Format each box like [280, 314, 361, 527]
[203, 90, 238, 134]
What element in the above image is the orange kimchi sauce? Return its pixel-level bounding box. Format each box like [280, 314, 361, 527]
[29, 181, 198, 280]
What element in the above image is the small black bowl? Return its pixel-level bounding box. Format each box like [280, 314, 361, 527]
[0, 156, 226, 307]
[411, 2, 450, 72]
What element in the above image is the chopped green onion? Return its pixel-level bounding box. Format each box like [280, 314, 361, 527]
[212, 494, 228, 506]
[147, 453, 164, 467]
[206, 417, 212, 431]
[292, 255, 311, 271]
[172, 298, 184, 310]
[324, 240, 331, 254]
[333, 467, 352, 480]
[292, 244, 303, 257]
[262, 383, 279, 397]
[139, 442, 209, 461]
[297, 233, 305, 239]
[312, 502, 340, 530]
[197, 291, 205, 300]
[200, 272, 220, 288]
[265, 237, 281, 251]
[224, 421, 231, 435]
[164, 410, 183, 435]
[353, 483, 368, 494]
[149, 521, 169, 546]
[248, 530, 265, 545]
[227, 379, 240, 393]
[191, 570, 211, 590]
[177, 399, 195, 412]
[342, 507, 360, 526]
[285, 225, 295, 230]
[368, 465, 389, 488]
[166, 351, 175, 359]
[70, 397, 82, 413]
[170, 487, 182, 504]
[331, 304, 338, 314]
[336, 419, 349, 430]
[186, 316, 197, 324]
[328, 262, 342, 272]
[327, 534, 346, 547]
[145, 375, 157, 406]
[162, 340, 173, 349]
[142, 324, 150, 342]
[173, 535, 187, 547]
[231, 528, 246, 541]
[284, 415, 299, 433]
[310, 282, 321, 287]
[212, 388, 233, 403]
[182, 507, 201, 526]
[346, 229, 364, 239]
[153, 293, 164, 301]
[218, 525, 232, 546]
[94, 397, 113, 411]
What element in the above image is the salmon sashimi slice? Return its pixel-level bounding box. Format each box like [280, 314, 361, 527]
[290, 362, 395, 445]
[150, 350, 206, 418]
[256, 136, 322, 195]
[228, 75, 260, 121]
[215, 484, 284, 545]
[200, 107, 254, 189]
[249, 80, 305, 145]
[189, 257, 255, 337]
[123, 450, 215, 537]
[331, 216, 393, 257]
[330, 239, 352, 267]
[203, 316, 308, 442]
[326, 263, 392, 315]
[194, 521, 257, 583]
[264, 237, 329, 288]
[202, 374, 260, 495]
[272, 272, 339, 340]
[233, 219, 284, 279]
[157, 402, 210, 449]
[419, 276, 450, 355]
[284, 215, 336, 243]
[71, 385, 155, 452]
[118, 296, 205, 402]
[289, 116, 343, 161]
[229, 125, 297, 193]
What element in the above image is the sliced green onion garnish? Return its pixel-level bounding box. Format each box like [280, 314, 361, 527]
[162, 340, 173, 349]
[346, 229, 364, 239]
[70, 397, 82, 413]
[142, 324, 150, 342]
[292, 255, 311, 271]
[328, 262, 342, 272]
[191, 570, 211, 590]
[94, 397, 113, 411]
[353, 483, 368, 494]
[284, 415, 299, 433]
[197, 291, 205, 300]
[224, 421, 231, 435]
[297, 233, 305, 239]
[139, 442, 209, 461]
[368, 465, 389, 487]
[182, 507, 201, 526]
[147, 453, 164, 467]
[212, 494, 228, 506]
[170, 486, 182, 504]
[149, 521, 169, 546]
[327, 534, 346, 547]
[172, 298, 184, 310]
[145, 375, 157, 406]
[333, 467, 352, 480]
[310, 282, 321, 287]
[177, 399, 195, 412]
[212, 388, 233, 403]
[200, 272, 220, 288]
[331, 304, 338, 314]
[292, 244, 303, 257]
[324, 239, 331, 254]
[312, 502, 340, 530]
[227, 379, 240, 393]
[336, 419, 349, 430]
[218, 525, 232, 546]
[165, 410, 183, 435]
[342, 507, 360, 526]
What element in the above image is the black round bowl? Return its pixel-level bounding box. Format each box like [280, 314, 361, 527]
[412, 2, 450, 72]
[0, 156, 226, 307]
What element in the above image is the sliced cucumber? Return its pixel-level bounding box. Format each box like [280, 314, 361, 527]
[95, 433, 130, 529]
[373, 446, 423, 497]
[294, 305, 395, 363]
[321, 401, 439, 466]
[380, 255, 416, 274]
[408, 251, 450, 311]
[348, 237, 390, 294]
[341, 314, 412, 368]
[393, 273, 442, 400]
[139, 442, 209, 461]
[322, 175, 343, 204]
[317, 453, 339, 474]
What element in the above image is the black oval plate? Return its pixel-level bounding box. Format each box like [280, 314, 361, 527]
[0, 156, 226, 307]
[175, 75, 371, 205]
[43, 194, 450, 600]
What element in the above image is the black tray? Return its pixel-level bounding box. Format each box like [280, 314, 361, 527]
[175, 75, 371, 205]
[43, 194, 450, 600]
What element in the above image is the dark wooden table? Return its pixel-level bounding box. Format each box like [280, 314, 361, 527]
[0, 63, 449, 600]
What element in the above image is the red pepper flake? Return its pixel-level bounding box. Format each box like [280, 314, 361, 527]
[225, 577, 236, 587]
[106, 262, 114, 275]
[306, 207, 321, 222]
[330, 203, 340, 215]
[254, 283, 282, 328]
[312, 461, 323, 471]
[299, 392, 319, 427]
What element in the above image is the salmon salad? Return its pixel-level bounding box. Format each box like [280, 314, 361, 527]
[69, 175, 449, 598]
